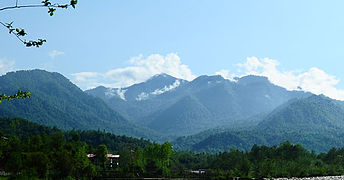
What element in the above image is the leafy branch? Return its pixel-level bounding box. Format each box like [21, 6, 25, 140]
[0, 90, 31, 103]
[0, 0, 77, 47]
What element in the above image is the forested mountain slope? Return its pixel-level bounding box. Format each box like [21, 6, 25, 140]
[0, 117, 151, 152]
[173, 95, 344, 153]
[0, 70, 165, 141]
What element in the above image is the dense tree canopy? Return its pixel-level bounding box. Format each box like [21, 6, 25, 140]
[3, 117, 344, 179]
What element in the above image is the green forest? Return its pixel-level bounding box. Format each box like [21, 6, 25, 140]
[2, 118, 344, 179]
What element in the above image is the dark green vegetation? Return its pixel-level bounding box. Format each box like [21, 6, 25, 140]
[3, 119, 344, 179]
[0, 117, 151, 153]
[173, 95, 344, 153]
[87, 74, 310, 136]
[0, 117, 173, 179]
[0, 70, 166, 141]
[172, 141, 344, 179]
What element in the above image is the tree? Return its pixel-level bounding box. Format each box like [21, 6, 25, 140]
[0, 0, 77, 47]
[143, 142, 173, 177]
[95, 144, 109, 168]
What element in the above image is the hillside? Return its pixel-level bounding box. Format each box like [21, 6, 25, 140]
[0, 70, 165, 141]
[147, 95, 213, 136]
[173, 95, 344, 153]
[0, 117, 151, 152]
[87, 74, 310, 136]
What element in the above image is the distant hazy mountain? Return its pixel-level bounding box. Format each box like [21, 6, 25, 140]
[87, 74, 310, 136]
[173, 95, 344, 153]
[0, 70, 164, 141]
[86, 73, 188, 121]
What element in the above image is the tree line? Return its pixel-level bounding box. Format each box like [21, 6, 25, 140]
[2, 117, 344, 179]
[0, 131, 174, 179]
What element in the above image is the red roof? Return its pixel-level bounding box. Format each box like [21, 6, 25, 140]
[107, 154, 120, 158]
[87, 154, 96, 158]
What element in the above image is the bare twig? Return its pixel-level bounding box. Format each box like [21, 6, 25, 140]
[0, 4, 65, 12]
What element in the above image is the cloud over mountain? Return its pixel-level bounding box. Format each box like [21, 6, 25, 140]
[71, 53, 195, 90]
[217, 57, 344, 100]
[71, 53, 344, 101]
[49, 50, 65, 59]
[0, 58, 15, 75]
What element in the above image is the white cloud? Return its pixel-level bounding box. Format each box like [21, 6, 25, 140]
[104, 88, 127, 101]
[71, 53, 196, 90]
[220, 56, 344, 101]
[49, 50, 65, 59]
[104, 88, 116, 97]
[215, 69, 237, 81]
[116, 88, 127, 101]
[133, 80, 182, 101]
[70, 72, 101, 89]
[71, 72, 99, 83]
[151, 80, 181, 95]
[136, 92, 149, 101]
[0, 58, 15, 75]
[133, 80, 183, 101]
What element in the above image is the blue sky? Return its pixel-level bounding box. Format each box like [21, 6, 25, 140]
[1, 1, 344, 99]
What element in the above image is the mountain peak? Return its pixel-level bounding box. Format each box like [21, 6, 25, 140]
[152, 73, 169, 77]
[192, 75, 225, 83]
[236, 75, 270, 85]
[147, 73, 177, 82]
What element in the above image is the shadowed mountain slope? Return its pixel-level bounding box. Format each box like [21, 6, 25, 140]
[0, 70, 165, 141]
[173, 95, 344, 153]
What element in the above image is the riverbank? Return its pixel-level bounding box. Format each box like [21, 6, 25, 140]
[269, 175, 344, 180]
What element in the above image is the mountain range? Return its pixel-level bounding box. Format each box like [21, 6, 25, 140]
[172, 95, 344, 153]
[1, 69, 344, 152]
[86, 74, 310, 136]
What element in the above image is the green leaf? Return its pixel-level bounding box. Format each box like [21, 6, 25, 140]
[70, 0, 77, 9]
[17, 29, 26, 36]
[48, 8, 56, 16]
[42, 0, 51, 6]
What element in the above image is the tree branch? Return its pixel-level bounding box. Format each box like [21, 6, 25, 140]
[0, 90, 31, 103]
[0, 4, 44, 11]
[0, 21, 46, 47]
[0, 21, 25, 43]
[0, 0, 77, 47]
[0, 4, 69, 12]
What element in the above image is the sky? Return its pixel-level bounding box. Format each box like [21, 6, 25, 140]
[1, 1, 344, 100]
